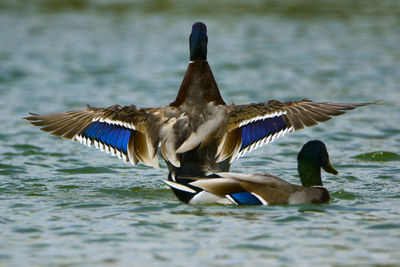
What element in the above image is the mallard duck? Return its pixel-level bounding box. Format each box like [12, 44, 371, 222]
[25, 22, 374, 177]
[164, 140, 337, 205]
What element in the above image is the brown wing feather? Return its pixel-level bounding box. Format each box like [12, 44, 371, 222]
[217, 99, 377, 162]
[215, 128, 242, 162]
[282, 107, 305, 130]
[24, 105, 162, 168]
[133, 131, 159, 168]
[25, 109, 97, 138]
[282, 100, 376, 130]
[287, 105, 318, 128]
[217, 172, 301, 205]
[227, 99, 377, 131]
[127, 133, 139, 165]
[191, 178, 245, 196]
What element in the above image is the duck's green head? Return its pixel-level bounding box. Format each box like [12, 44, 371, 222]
[190, 22, 208, 61]
[297, 140, 338, 187]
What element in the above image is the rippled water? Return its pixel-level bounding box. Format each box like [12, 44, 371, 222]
[1, 1, 400, 266]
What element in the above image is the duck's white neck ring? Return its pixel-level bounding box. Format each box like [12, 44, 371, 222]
[189, 60, 208, 63]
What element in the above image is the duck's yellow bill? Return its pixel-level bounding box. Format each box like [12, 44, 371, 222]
[323, 160, 338, 175]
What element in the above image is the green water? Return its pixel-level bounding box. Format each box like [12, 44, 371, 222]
[1, 1, 400, 266]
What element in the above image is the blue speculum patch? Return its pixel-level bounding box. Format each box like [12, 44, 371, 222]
[83, 122, 131, 153]
[229, 192, 263, 205]
[240, 116, 286, 150]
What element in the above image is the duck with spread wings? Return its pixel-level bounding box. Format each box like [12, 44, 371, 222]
[25, 22, 376, 177]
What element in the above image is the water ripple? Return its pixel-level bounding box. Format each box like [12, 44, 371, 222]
[353, 151, 400, 162]
[1, 3, 399, 266]
[56, 166, 117, 174]
[367, 223, 400, 230]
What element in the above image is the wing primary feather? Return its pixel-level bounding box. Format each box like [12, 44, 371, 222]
[282, 109, 304, 130]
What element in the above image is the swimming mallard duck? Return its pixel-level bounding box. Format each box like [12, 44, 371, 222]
[164, 140, 337, 205]
[25, 22, 374, 177]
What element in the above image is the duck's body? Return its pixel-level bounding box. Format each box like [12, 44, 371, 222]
[165, 140, 337, 205]
[162, 60, 231, 176]
[25, 22, 374, 177]
[165, 173, 330, 205]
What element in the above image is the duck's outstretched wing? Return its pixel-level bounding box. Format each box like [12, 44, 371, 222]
[24, 105, 162, 168]
[216, 99, 376, 163]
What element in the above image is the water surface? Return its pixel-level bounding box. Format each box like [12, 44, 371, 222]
[1, 1, 400, 266]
